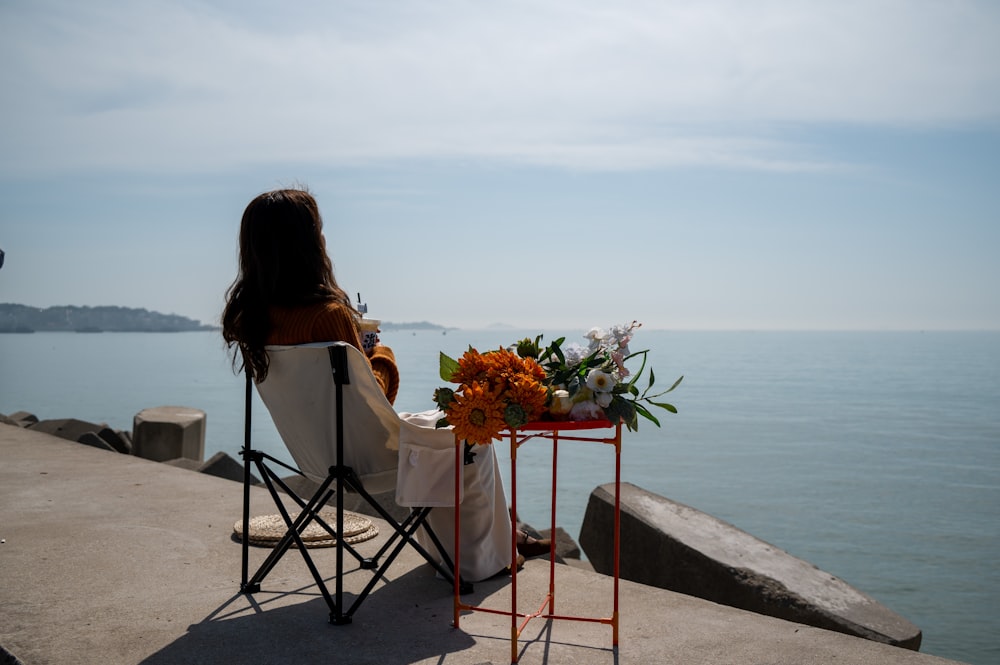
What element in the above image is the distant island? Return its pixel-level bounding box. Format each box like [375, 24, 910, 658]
[0, 304, 215, 333]
[378, 320, 452, 332]
[0, 303, 452, 334]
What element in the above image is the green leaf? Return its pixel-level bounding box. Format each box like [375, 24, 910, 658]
[634, 402, 662, 428]
[629, 350, 649, 381]
[439, 352, 460, 382]
[621, 400, 639, 431]
[644, 375, 684, 400]
[648, 400, 678, 414]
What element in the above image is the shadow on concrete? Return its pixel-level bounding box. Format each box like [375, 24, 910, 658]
[510, 617, 621, 665]
[137, 564, 488, 665]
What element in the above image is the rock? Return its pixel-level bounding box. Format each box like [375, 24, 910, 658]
[132, 407, 206, 462]
[580, 482, 922, 650]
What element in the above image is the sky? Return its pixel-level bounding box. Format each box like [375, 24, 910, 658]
[1, 0, 998, 331]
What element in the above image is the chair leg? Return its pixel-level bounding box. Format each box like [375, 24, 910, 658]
[340, 470, 472, 592]
[240, 450, 259, 593]
[239, 457, 470, 623]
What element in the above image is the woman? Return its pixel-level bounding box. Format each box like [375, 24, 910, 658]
[222, 188, 399, 403]
[223, 187, 515, 581]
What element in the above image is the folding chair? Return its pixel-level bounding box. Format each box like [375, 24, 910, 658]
[237, 342, 470, 624]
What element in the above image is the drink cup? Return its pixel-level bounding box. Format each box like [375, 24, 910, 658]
[359, 318, 380, 353]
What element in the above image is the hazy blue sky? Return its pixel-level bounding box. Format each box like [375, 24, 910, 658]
[2, 1, 998, 330]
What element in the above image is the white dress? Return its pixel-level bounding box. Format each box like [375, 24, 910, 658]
[396, 410, 512, 582]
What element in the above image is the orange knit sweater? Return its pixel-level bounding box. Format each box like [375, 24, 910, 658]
[266, 301, 400, 405]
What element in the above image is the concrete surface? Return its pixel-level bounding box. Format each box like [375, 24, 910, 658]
[0, 425, 968, 665]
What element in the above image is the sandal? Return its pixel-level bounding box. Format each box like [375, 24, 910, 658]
[516, 530, 551, 558]
[506, 553, 527, 573]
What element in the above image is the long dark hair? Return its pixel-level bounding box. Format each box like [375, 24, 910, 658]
[221, 188, 355, 380]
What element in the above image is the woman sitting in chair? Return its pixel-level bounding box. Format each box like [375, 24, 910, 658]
[222, 187, 515, 582]
[221, 188, 399, 403]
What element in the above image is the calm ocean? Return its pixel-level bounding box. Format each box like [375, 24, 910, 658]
[2, 329, 997, 664]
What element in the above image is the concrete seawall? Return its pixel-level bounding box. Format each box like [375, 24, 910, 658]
[0, 424, 968, 665]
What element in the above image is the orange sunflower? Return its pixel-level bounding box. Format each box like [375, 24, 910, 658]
[498, 347, 545, 382]
[506, 376, 549, 422]
[451, 347, 494, 386]
[447, 381, 506, 445]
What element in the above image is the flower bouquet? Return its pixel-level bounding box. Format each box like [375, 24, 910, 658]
[433, 322, 682, 444]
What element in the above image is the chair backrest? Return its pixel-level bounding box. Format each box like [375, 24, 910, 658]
[255, 342, 400, 494]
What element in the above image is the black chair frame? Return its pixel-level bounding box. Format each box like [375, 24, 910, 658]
[238, 344, 471, 624]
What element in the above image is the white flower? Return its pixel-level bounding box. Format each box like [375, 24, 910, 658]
[570, 400, 604, 420]
[562, 342, 588, 365]
[609, 322, 636, 353]
[595, 390, 614, 408]
[585, 327, 607, 352]
[586, 369, 616, 393]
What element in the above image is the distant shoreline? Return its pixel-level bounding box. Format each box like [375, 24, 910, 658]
[0, 303, 215, 333]
[0, 328, 223, 334]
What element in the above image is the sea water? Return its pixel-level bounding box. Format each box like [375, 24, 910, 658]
[1, 329, 997, 665]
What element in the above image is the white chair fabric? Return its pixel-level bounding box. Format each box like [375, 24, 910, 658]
[256, 342, 400, 494]
[255, 342, 512, 582]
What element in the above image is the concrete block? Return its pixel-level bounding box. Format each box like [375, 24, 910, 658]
[198, 452, 253, 483]
[517, 522, 581, 562]
[7, 411, 38, 426]
[29, 418, 105, 443]
[278, 473, 319, 496]
[540, 526, 581, 560]
[98, 427, 132, 455]
[163, 458, 203, 472]
[346, 488, 410, 523]
[77, 432, 117, 452]
[580, 482, 922, 650]
[277, 474, 410, 523]
[132, 407, 206, 463]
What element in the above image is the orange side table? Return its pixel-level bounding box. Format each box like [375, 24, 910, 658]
[452, 419, 623, 664]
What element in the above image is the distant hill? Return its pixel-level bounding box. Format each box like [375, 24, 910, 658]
[0, 304, 215, 333]
[0, 304, 452, 333]
[379, 320, 453, 332]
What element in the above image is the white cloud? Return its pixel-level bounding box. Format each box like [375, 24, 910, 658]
[2, 0, 999, 175]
